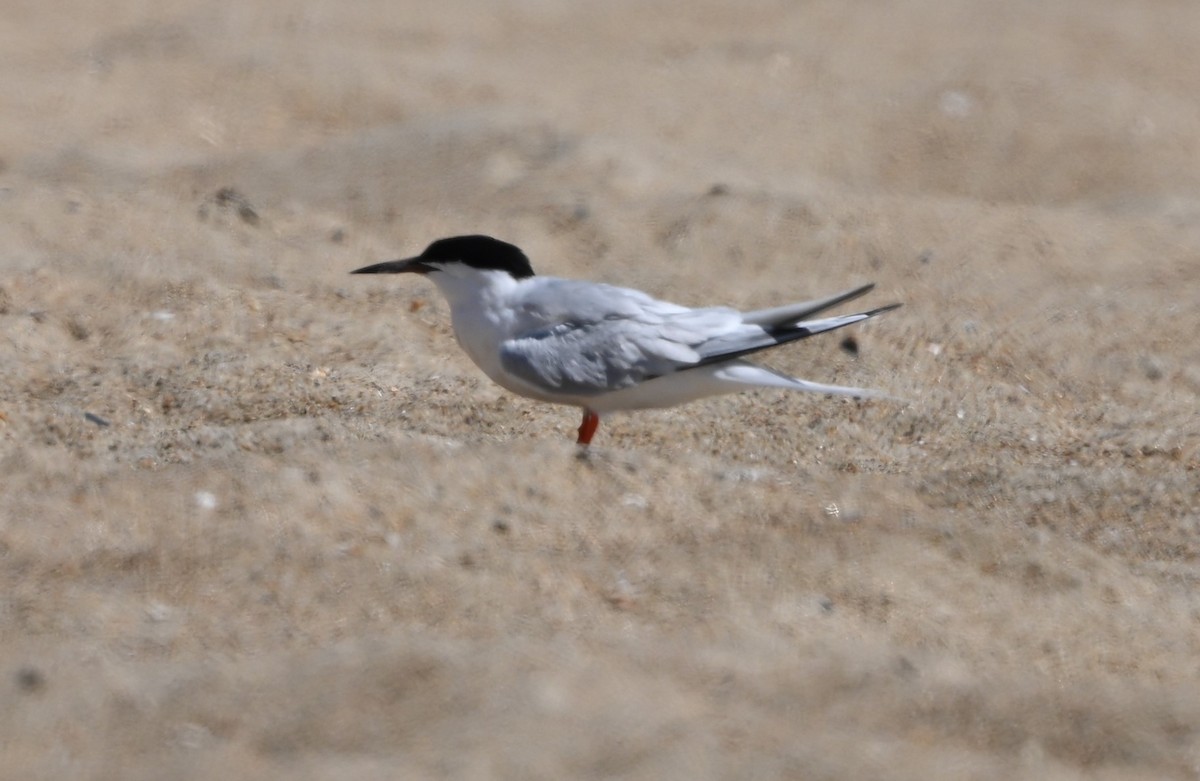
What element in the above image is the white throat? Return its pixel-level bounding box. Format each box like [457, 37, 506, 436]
[424, 267, 523, 384]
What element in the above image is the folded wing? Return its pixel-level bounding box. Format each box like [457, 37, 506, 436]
[498, 278, 899, 397]
[499, 304, 742, 396]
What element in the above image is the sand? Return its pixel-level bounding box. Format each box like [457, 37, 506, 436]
[2, 1, 1200, 778]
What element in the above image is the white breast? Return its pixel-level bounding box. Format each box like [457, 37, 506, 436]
[427, 268, 566, 403]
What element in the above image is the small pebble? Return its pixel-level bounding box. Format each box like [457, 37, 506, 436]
[15, 666, 45, 693]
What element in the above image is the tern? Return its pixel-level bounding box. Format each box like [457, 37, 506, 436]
[352, 235, 900, 446]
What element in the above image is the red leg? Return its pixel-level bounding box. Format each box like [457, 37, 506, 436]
[577, 409, 600, 445]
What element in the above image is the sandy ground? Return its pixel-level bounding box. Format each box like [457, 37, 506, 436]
[3, 1, 1200, 778]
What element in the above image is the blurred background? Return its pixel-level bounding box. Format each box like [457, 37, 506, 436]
[2, 2, 1199, 779]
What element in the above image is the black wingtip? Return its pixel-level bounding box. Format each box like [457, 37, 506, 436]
[866, 302, 903, 317]
[822, 283, 878, 312]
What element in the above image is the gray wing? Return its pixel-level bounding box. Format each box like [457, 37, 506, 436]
[499, 279, 743, 396]
[498, 278, 899, 397]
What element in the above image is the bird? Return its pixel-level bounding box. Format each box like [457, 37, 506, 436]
[352, 235, 900, 446]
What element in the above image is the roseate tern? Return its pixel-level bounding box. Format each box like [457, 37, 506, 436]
[352, 235, 899, 445]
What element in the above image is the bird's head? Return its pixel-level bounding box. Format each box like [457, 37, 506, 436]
[351, 235, 535, 280]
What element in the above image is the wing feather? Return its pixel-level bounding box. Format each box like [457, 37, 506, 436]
[499, 280, 741, 396]
[496, 277, 899, 398]
[694, 304, 901, 367]
[741, 283, 875, 327]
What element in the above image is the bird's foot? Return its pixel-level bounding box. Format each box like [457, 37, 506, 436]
[576, 409, 600, 446]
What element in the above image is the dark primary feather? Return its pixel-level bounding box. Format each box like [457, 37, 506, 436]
[692, 303, 902, 368]
[741, 283, 876, 327]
